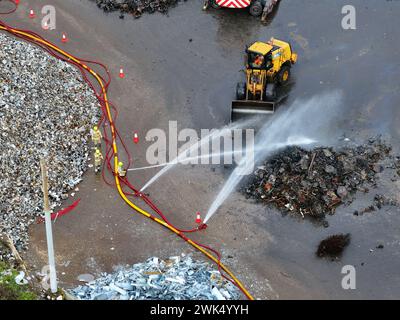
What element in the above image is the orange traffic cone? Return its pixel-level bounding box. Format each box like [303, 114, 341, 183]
[195, 212, 202, 224]
[29, 9, 35, 19]
[119, 67, 125, 79]
[61, 33, 69, 43]
[42, 21, 49, 30]
[133, 132, 139, 144]
[15, 0, 20, 5]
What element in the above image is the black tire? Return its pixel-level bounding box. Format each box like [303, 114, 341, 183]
[264, 83, 276, 101]
[277, 65, 291, 86]
[210, 0, 221, 9]
[236, 82, 246, 100]
[249, 1, 263, 17]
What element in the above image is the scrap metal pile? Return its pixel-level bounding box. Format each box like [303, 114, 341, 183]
[92, 0, 185, 18]
[244, 139, 392, 220]
[70, 255, 241, 300]
[0, 33, 99, 257]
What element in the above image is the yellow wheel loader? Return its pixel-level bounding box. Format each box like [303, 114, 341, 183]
[232, 38, 297, 116]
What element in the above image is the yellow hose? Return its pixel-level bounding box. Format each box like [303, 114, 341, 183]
[0, 25, 254, 300]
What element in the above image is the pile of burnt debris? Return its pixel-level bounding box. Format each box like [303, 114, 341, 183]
[316, 234, 351, 259]
[244, 139, 394, 222]
[91, 0, 185, 18]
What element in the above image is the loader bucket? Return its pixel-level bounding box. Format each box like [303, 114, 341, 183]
[231, 100, 275, 115]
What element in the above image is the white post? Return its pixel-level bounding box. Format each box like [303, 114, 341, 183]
[40, 159, 58, 293]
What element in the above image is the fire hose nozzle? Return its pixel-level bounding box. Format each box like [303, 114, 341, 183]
[198, 223, 208, 230]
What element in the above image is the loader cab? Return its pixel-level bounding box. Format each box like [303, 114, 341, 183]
[247, 51, 273, 70]
[246, 41, 274, 70]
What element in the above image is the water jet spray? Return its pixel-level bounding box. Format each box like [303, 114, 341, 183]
[204, 91, 344, 223]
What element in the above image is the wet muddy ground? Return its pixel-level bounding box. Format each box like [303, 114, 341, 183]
[2, 0, 400, 299]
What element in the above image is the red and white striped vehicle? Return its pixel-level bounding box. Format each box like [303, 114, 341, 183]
[215, 0, 252, 9]
[203, 0, 279, 20]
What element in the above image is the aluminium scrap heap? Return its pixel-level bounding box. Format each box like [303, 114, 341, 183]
[70, 255, 241, 300]
[0, 33, 100, 258]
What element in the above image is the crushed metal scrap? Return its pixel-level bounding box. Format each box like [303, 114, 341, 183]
[92, 0, 186, 18]
[0, 33, 100, 259]
[243, 138, 394, 221]
[70, 255, 241, 300]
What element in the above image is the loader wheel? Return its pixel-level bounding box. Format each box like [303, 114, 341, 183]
[236, 82, 246, 100]
[264, 83, 276, 101]
[249, 1, 263, 17]
[277, 65, 291, 85]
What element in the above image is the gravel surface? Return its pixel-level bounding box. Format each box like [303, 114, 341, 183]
[0, 33, 100, 258]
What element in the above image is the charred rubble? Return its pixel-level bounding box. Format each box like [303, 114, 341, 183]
[353, 194, 398, 216]
[243, 139, 393, 221]
[316, 234, 351, 259]
[91, 0, 186, 18]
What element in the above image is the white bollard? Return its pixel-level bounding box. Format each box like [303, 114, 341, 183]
[44, 210, 57, 293]
[40, 159, 58, 293]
